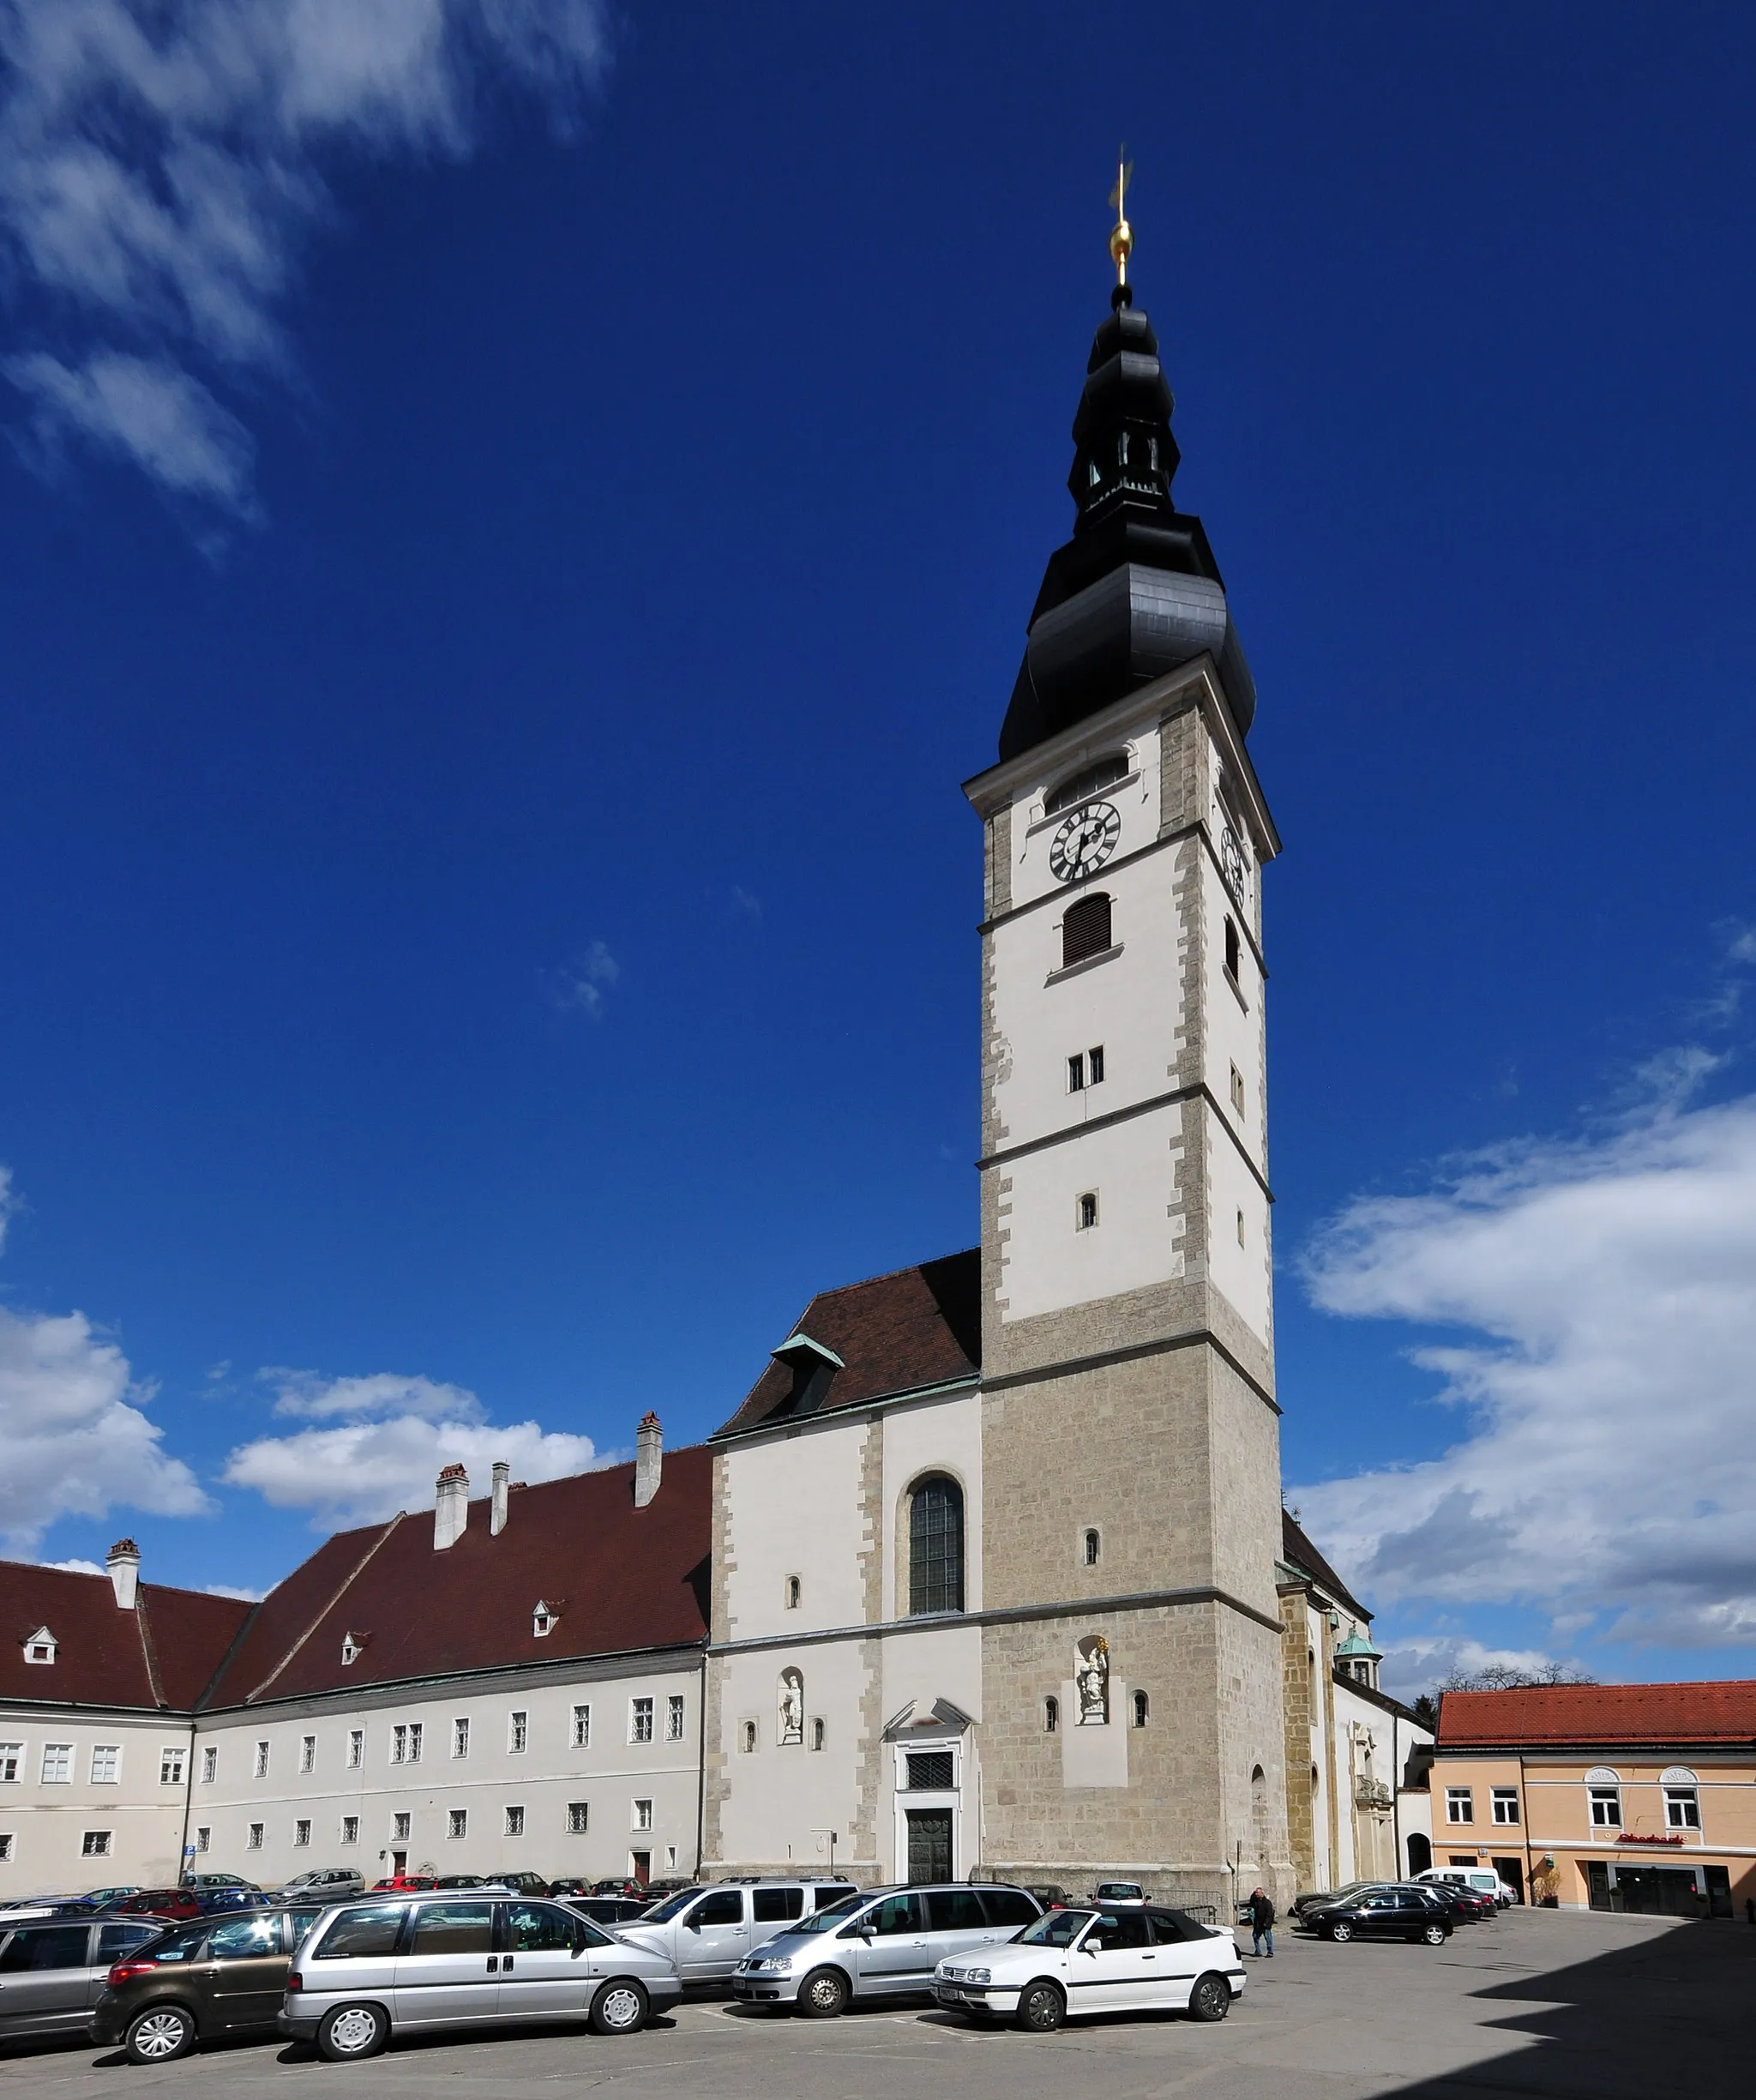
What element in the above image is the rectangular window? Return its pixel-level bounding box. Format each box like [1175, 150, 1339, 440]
[630, 1699, 653, 1744]
[195, 1826, 210, 1853]
[406, 1722, 422, 1763]
[294, 1819, 311, 1847]
[448, 1808, 467, 1839]
[392, 1725, 407, 1765]
[393, 1811, 411, 1842]
[452, 1718, 469, 1759]
[1590, 1787, 1621, 1827]
[0, 1744, 21, 1784]
[81, 1830, 112, 1857]
[41, 1744, 71, 1784]
[1665, 1788, 1700, 1830]
[666, 1695, 686, 1742]
[201, 1746, 217, 1784]
[90, 1745, 119, 1784]
[159, 1747, 186, 1787]
[0, 1835, 12, 1861]
[504, 1804, 525, 1837]
[1230, 1062, 1246, 1116]
[1491, 1788, 1520, 1826]
[253, 1741, 269, 1778]
[633, 1797, 653, 1831]
[1087, 1044, 1104, 1085]
[1076, 1191, 1098, 1231]
[1445, 1787, 1474, 1825]
[340, 1815, 359, 1845]
[1067, 1052, 1085, 1092]
[568, 1801, 589, 1834]
[1224, 915, 1241, 980]
[508, 1711, 528, 1754]
[905, 1751, 954, 1790]
[571, 1704, 591, 1749]
[346, 1730, 364, 1770]
[247, 1822, 263, 1850]
[299, 1735, 316, 1774]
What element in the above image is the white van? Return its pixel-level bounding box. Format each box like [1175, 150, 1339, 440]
[612, 1880, 853, 1983]
[1414, 1867, 1516, 1908]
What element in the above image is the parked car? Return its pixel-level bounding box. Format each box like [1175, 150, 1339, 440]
[433, 1875, 489, 1890]
[280, 1889, 683, 2059]
[279, 1868, 365, 1902]
[592, 1879, 646, 1898]
[91, 1904, 325, 2063]
[195, 1889, 271, 1916]
[1091, 1881, 1147, 1904]
[179, 1873, 260, 1893]
[935, 1903, 1242, 2030]
[731, 1882, 1043, 2015]
[619, 1879, 865, 1987]
[99, 1889, 204, 1924]
[1021, 1884, 1074, 1910]
[490, 1872, 552, 1898]
[0, 1898, 106, 1922]
[1410, 1881, 1485, 1925]
[1414, 1865, 1517, 1909]
[79, 1887, 141, 1910]
[560, 1896, 655, 1927]
[1303, 1887, 1452, 1944]
[0, 1915, 165, 2044]
[370, 1875, 437, 1892]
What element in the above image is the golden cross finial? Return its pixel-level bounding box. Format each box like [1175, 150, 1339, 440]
[1108, 150, 1135, 287]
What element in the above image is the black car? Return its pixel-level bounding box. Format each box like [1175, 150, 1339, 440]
[1021, 1883, 1074, 1910]
[561, 1895, 654, 1925]
[1304, 1886, 1451, 1945]
[1290, 1880, 1376, 1920]
[92, 1904, 324, 2063]
[490, 1872, 552, 1897]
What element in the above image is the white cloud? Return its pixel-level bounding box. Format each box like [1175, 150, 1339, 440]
[0, 1163, 15, 1251]
[0, 0, 610, 519]
[0, 1303, 212, 1556]
[1290, 1077, 1756, 1651]
[224, 1368, 599, 1526]
[547, 939, 619, 1017]
[203, 1580, 266, 1601]
[44, 1555, 106, 1576]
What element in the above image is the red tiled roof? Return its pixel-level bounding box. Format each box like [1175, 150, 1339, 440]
[713, 1250, 982, 1438]
[0, 1561, 251, 1712]
[201, 1446, 711, 1709]
[1439, 1681, 1756, 1748]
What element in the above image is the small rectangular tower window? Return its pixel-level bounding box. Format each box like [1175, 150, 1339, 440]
[1224, 915, 1241, 981]
[1067, 1052, 1085, 1092]
[1061, 892, 1113, 968]
[1230, 1062, 1246, 1116]
[1236, 1207, 1246, 1247]
[810, 1718, 826, 1751]
[1077, 1192, 1098, 1231]
[1087, 1044, 1104, 1084]
[1084, 1528, 1101, 1566]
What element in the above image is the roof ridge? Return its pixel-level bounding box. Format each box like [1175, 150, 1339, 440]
[0, 1554, 248, 1607]
[132, 1588, 168, 1709]
[803, 1248, 980, 1298]
[241, 1512, 406, 1706]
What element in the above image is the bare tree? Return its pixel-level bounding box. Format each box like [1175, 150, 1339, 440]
[1436, 1662, 1596, 1694]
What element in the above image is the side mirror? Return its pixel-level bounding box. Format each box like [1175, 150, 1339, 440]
[685, 1919, 701, 1932]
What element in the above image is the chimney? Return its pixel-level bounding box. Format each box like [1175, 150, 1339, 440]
[634, 1412, 663, 1509]
[490, 1461, 510, 1537]
[106, 1539, 141, 1610]
[434, 1463, 469, 1550]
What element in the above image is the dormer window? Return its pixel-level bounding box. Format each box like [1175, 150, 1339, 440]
[340, 1632, 364, 1666]
[23, 1628, 57, 1665]
[532, 1600, 559, 1639]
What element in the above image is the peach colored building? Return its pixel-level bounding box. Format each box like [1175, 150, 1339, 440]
[1433, 1682, 1756, 1916]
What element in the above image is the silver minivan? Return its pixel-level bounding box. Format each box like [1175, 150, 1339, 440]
[731, 1882, 1043, 2015]
[0, 1916, 164, 2043]
[614, 1880, 852, 1983]
[280, 1891, 682, 2060]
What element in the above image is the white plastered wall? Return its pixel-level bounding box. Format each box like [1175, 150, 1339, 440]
[0, 1708, 193, 1896]
[721, 1424, 868, 1641]
[881, 1393, 983, 1621]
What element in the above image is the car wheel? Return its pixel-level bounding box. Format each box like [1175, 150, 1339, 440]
[1327, 1920, 1352, 1943]
[1187, 1972, 1231, 2023]
[589, 1979, 648, 2036]
[1422, 1922, 1447, 1946]
[1016, 1980, 1065, 2032]
[124, 2005, 196, 2064]
[316, 2002, 390, 2061]
[797, 1966, 851, 2019]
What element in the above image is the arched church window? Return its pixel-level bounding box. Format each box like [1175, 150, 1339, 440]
[1133, 1690, 1149, 1728]
[1044, 1695, 1059, 1734]
[908, 1475, 965, 1616]
[1045, 753, 1129, 815]
[1084, 1527, 1101, 1567]
[1062, 893, 1112, 969]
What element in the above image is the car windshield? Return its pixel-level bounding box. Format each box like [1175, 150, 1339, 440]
[1017, 1907, 1095, 1947]
[773, 1891, 865, 1935]
[636, 1886, 706, 1923]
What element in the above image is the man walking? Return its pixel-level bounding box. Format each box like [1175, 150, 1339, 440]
[1248, 1886, 1275, 1958]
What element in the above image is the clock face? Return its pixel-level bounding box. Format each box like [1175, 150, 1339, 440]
[1221, 825, 1248, 900]
[1049, 802, 1122, 883]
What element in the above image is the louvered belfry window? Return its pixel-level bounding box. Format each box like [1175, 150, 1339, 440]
[909, 1475, 965, 1616]
[1061, 893, 1112, 969]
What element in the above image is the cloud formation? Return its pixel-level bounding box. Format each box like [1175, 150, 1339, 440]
[1290, 1076, 1756, 1652]
[225, 1365, 600, 1526]
[547, 939, 619, 1017]
[0, 1302, 211, 1556]
[0, 0, 610, 521]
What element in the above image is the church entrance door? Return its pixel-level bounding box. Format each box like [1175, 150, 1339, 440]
[905, 1809, 952, 1883]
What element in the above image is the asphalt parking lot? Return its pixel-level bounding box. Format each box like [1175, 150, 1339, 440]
[4, 1909, 1752, 2100]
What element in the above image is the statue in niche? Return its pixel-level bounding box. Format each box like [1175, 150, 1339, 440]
[1074, 1634, 1110, 1724]
[778, 1668, 804, 1746]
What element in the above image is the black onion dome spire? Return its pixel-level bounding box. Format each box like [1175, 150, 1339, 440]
[999, 281, 1256, 762]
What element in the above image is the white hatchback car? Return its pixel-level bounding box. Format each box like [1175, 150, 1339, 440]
[1413, 1866, 1517, 1908]
[935, 1904, 1242, 2031]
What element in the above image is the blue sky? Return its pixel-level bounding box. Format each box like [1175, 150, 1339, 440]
[2, 2, 1753, 1694]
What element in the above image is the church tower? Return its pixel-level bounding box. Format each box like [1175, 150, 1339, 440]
[963, 202, 1291, 1906]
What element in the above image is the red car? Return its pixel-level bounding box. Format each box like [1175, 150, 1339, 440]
[370, 1874, 438, 1892]
[104, 1887, 202, 1922]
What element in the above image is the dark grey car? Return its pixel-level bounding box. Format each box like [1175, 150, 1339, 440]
[0, 1918, 164, 2043]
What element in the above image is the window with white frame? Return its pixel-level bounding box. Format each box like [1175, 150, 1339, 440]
[568, 1801, 588, 1834]
[294, 1819, 311, 1847]
[508, 1711, 528, 1754]
[1491, 1787, 1520, 1825]
[391, 1724, 412, 1764]
[160, 1747, 186, 1787]
[632, 1797, 652, 1831]
[504, 1804, 525, 1837]
[253, 1740, 269, 1778]
[571, 1704, 590, 1749]
[448, 1808, 467, 1839]
[41, 1744, 71, 1784]
[201, 1745, 217, 1784]
[81, 1830, 112, 1857]
[24, 1630, 56, 1664]
[667, 1694, 686, 1742]
[739, 1720, 756, 1754]
[340, 1815, 358, 1845]
[1445, 1786, 1474, 1824]
[89, 1745, 119, 1784]
[299, 1735, 316, 1774]
[0, 1744, 21, 1784]
[346, 1730, 364, 1770]
[810, 1717, 826, 1751]
[393, 1811, 411, 1842]
[195, 1826, 210, 1853]
[247, 1822, 264, 1850]
[630, 1698, 653, 1744]
[1664, 1778, 1701, 1829]
[1589, 1783, 1621, 1827]
[406, 1722, 423, 1763]
[452, 1718, 470, 1759]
